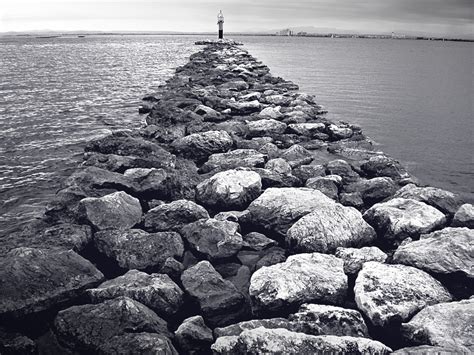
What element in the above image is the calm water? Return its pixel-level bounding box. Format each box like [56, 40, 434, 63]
[0, 35, 472, 236]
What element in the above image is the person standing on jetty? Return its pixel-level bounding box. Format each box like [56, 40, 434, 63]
[217, 10, 224, 39]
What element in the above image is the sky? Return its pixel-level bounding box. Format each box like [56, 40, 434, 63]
[1, 0, 473, 38]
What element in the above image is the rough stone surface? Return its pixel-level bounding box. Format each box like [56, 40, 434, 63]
[249, 253, 347, 313]
[0, 330, 36, 354]
[361, 155, 409, 180]
[171, 130, 233, 161]
[200, 149, 266, 173]
[247, 119, 287, 137]
[241, 232, 277, 251]
[94, 229, 184, 270]
[286, 203, 376, 253]
[196, 169, 262, 210]
[335, 246, 388, 274]
[86, 270, 184, 318]
[181, 219, 243, 260]
[101, 333, 178, 355]
[0, 247, 104, 318]
[452, 203, 474, 228]
[363, 198, 447, 243]
[78, 191, 142, 231]
[265, 158, 292, 175]
[401, 298, 474, 351]
[392, 345, 471, 354]
[175, 315, 214, 354]
[181, 261, 246, 327]
[345, 177, 398, 204]
[280, 144, 313, 168]
[354, 262, 452, 326]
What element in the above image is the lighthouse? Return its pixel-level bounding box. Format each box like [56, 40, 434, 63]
[217, 10, 224, 39]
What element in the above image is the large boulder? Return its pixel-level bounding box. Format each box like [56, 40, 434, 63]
[452, 203, 474, 228]
[335, 246, 388, 275]
[247, 119, 287, 137]
[245, 187, 335, 238]
[196, 169, 262, 210]
[392, 227, 474, 278]
[93, 229, 183, 270]
[288, 122, 326, 137]
[0, 248, 104, 318]
[124, 167, 169, 199]
[199, 149, 266, 173]
[78, 191, 142, 231]
[171, 130, 233, 161]
[53, 297, 171, 353]
[354, 262, 452, 326]
[363, 198, 447, 244]
[280, 144, 313, 168]
[100, 333, 178, 355]
[181, 261, 247, 327]
[211, 328, 392, 354]
[249, 253, 347, 313]
[175, 316, 214, 354]
[143, 199, 209, 233]
[345, 177, 398, 205]
[86, 270, 184, 318]
[286, 203, 376, 253]
[360, 155, 409, 180]
[65, 166, 134, 193]
[181, 219, 243, 260]
[401, 298, 474, 352]
[82, 152, 155, 173]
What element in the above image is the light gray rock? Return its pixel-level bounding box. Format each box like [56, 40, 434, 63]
[292, 164, 326, 182]
[280, 144, 313, 168]
[228, 100, 261, 114]
[354, 262, 452, 326]
[326, 159, 359, 182]
[288, 122, 326, 137]
[247, 119, 287, 137]
[194, 104, 222, 121]
[101, 333, 178, 355]
[249, 253, 347, 313]
[196, 169, 262, 210]
[200, 149, 266, 173]
[393, 227, 474, 278]
[258, 106, 282, 119]
[335, 246, 388, 274]
[171, 130, 233, 161]
[392, 345, 471, 354]
[363, 198, 447, 243]
[78, 191, 142, 231]
[452, 203, 474, 228]
[328, 124, 353, 140]
[401, 298, 474, 352]
[245, 187, 335, 238]
[175, 315, 214, 354]
[265, 158, 292, 175]
[86, 270, 184, 318]
[286, 204, 376, 253]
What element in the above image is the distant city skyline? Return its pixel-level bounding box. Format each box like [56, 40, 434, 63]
[1, 0, 473, 39]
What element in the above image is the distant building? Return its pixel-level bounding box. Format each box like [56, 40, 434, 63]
[277, 29, 293, 36]
[296, 31, 307, 36]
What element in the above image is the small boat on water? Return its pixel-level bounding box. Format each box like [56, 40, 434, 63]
[78, 35, 85, 38]
[36, 35, 60, 39]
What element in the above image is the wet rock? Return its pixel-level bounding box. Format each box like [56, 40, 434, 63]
[181, 261, 247, 327]
[171, 130, 233, 161]
[393, 227, 474, 278]
[335, 247, 388, 275]
[280, 144, 313, 168]
[289, 303, 369, 337]
[288, 122, 326, 137]
[241, 232, 277, 251]
[0, 247, 104, 318]
[54, 297, 171, 353]
[286, 203, 376, 253]
[363, 198, 447, 243]
[199, 149, 266, 173]
[196, 169, 262, 210]
[78, 191, 142, 231]
[124, 167, 169, 199]
[86, 270, 183, 318]
[181, 219, 243, 260]
[0, 330, 36, 354]
[305, 176, 339, 200]
[361, 155, 409, 180]
[94, 229, 184, 270]
[327, 124, 353, 140]
[265, 158, 292, 175]
[401, 298, 474, 351]
[65, 166, 134, 193]
[150, 124, 186, 144]
[326, 159, 359, 183]
[345, 177, 398, 205]
[82, 152, 154, 172]
[249, 253, 347, 313]
[452, 203, 474, 228]
[101, 333, 178, 355]
[143, 199, 209, 232]
[212, 328, 391, 354]
[175, 315, 214, 354]
[247, 119, 287, 137]
[354, 262, 452, 326]
[393, 183, 464, 216]
[292, 164, 326, 183]
[245, 187, 335, 238]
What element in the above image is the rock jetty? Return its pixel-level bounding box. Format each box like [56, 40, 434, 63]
[0, 40, 472, 355]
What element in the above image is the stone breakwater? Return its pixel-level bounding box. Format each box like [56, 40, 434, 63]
[0, 41, 473, 354]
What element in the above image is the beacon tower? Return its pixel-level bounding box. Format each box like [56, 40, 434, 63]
[217, 10, 224, 39]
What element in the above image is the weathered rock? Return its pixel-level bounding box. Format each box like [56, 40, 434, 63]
[82, 152, 154, 173]
[194, 104, 222, 121]
[247, 119, 287, 137]
[345, 177, 398, 204]
[361, 155, 409, 180]
[241, 232, 277, 251]
[78, 191, 142, 231]
[214, 318, 314, 338]
[0, 330, 36, 354]
[280, 144, 313, 168]
[214, 210, 247, 223]
[86, 270, 183, 318]
[340, 192, 364, 209]
[124, 167, 169, 198]
[265, 94, 293, 106]
[401, 298, 474, 351]
[245, 187, 335, 238]
[326, 159, 359, 182]
[196, 169, 262, 210]
[335, 246, 388, 275]
[101, 333, 178, 355]
[286, 204, 376, 253]
[175, 315, 214, 354]
[227, 100, 261, 114]
[54, 297, 171, 353]
[363, 198, 447, 243]
[93, 229, 183, 270]
[292, 164, 326, 182]
[65, 166, 134, 193]
[305, 176, 339, 200]
[220, 80, 249, 91]
[265, 158, 292, 175]
[249, 253, 347, 313]
[258, 106, 282, 119]
[143, 199, 209, 232]
[200, 149, 266, 173]
[181, 219, 243, 260]
[392, 345, 471, 354]
[171, 130, 233, 161]
[354, 262, 452, 326]
[452, 203, 474, 228]
[393, 227, 474, 278]
[289, 303, 369, 337]
[211, 328, 392, 354]
[328, 124, 353, 140]
[0, 247, 104, 318]
[181, 261, 247, 327]
[288, 122, 326, 137]
[251, 167, 300, 188]
[393, 183, 464, 215]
